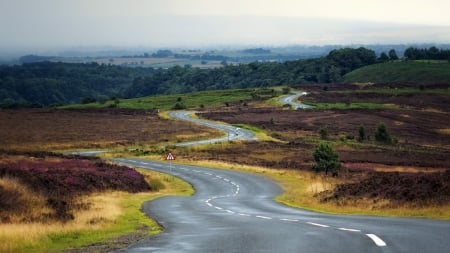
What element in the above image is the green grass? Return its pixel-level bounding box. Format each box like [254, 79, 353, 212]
[344, 61, 450, 84]
[62, 88, 280, 110]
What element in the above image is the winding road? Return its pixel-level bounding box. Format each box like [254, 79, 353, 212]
[169, 111, 258, 146]
[278, 91, 312, 109]
[105, 102, 450, 252]
[113, 159, 450, 253]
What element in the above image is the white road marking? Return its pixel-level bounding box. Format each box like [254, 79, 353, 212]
[366, 234, 387, 247]
[121, 159, 390, 250]
[280, 218, 299, 222]
[307, 222, 330, 228]
[338, 228, 361, 232]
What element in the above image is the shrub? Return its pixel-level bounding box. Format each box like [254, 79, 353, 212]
[358, 124, 366, 142]
[375, 123, 392, 144]
[319, 125, 329, 140]
[312, 142, 341, 176]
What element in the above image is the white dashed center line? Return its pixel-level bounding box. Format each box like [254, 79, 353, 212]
[307, 222, 330, 228]
[338, 228, 361, 232]
[256, 215, 272, 220]
[116, 160, 388, 248]
[280, 218, 299, 222]
[366, 234, 387, 247]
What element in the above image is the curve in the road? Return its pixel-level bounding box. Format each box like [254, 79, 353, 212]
[278, 91, 312, 109]
[169, 111, 258, 147]
[113, 158, 450, 253]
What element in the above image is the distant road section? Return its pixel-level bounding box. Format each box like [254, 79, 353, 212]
[169, 111, 258, 146]
[279, 91, 312, 109]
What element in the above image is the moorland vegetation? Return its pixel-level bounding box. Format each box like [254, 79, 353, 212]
[0, 46, 449, 251]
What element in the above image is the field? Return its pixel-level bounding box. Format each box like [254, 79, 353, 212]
[1, 84, 449, 251]
[0, 151, 194, 253]
[170, 84, 450, 215]
[343, 61, 450, 84]
[0, 108, 221, 151]
[62, 88, 281, 110]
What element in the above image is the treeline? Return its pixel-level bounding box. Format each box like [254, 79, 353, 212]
[1, 47, 377, 107]
[404, 46, 450, 60]
[123, 47, 377, 98]
[0, 62, 154, 108]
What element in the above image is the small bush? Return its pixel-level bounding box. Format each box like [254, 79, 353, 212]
[375, 123, 392, 144]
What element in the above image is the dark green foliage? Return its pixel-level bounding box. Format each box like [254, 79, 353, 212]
[1, 47, 378, 107]
[172, 102, 187, 110]
[319, 125, 329, 140]
[312, 142, 341, 176]
[404, 46, 450, 60]
[358, 124, 366, 142]
[388, 49, 399, 60]
[378, 52, 389, 62]
[374, 123, 392, 144]
[326, 47, 377, 74]
[0, 62, 153, 107]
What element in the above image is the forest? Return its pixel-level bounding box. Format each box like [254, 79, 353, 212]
[0, 46, 424, 108]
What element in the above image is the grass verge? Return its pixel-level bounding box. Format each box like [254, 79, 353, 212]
[0, 169, 193, 253]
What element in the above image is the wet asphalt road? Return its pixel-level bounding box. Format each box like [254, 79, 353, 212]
[169, 111, 257, 146]
[113, 159, 450, 253]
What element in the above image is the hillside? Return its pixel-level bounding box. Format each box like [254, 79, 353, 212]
[343, 61, 450, 84]
[1, 47, 377, 108]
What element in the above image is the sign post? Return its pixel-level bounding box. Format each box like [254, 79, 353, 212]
[165, 152, 175, 171]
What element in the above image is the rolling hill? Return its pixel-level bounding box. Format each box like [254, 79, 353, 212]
[343, 61, 450, 85]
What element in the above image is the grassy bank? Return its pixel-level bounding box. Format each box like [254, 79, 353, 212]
[344, 61, 450, 84]
[61, 88, 280, 110]
[0, 169, 193, 253]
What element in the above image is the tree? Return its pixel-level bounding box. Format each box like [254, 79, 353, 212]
[374, 123, 392, 144]
[358, 124, 366, 142]
[312, 142, 341, 176]
[319, 125, 329, 140]
[378, 52, 389, 62]
[388, 49, 399, 60]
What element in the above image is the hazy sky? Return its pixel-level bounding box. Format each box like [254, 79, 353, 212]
[1, 0, 450, 54]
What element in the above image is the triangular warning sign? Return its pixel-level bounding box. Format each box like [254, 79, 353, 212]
[165, 152, 175, 160]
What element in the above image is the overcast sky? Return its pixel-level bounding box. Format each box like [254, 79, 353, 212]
[1, 0, 450, 54]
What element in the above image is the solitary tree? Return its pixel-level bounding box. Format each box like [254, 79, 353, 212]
[378, 52, 389, 62]
[374, 123, 392, 144]
[388, 49, 399, 61]
[319, 125, 329, 140]
[358, 124, 366, 142]
[312, 142, 341, 176]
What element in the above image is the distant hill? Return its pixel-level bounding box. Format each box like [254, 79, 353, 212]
[343, 61, 450, 85]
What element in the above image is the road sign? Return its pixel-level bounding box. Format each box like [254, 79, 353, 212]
[165, 152, 175, 160]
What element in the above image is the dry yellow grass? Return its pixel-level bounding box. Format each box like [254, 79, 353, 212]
[0, 169, 193, 253]
[0, 176, 51, 223]
[0, 192, 123, 253]
[436, 128, 450, 135]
